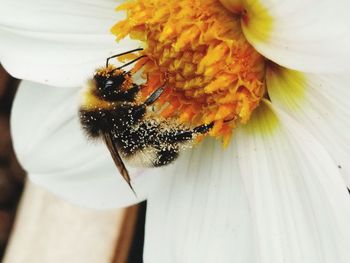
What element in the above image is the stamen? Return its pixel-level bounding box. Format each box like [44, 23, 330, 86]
[112, 0, 266, 145]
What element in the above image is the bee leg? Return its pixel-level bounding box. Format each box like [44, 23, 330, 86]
[143, 86, 166, 106]
[106, 47, 143, 67]
[160, 122, 214, 143]
[193, 122, 214, 134]
[152, 123, 214, 167]
[176, 122, 214, 139]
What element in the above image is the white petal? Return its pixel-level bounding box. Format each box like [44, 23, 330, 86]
[237, 101, 350, 263]
[143, 102, 350, 263]
[11, 81, 160, 209]
[267, 66, 350, 187]
[144, 139, 254, 263]
[0, 0, 138, 87]
[240, 0, 350, 73]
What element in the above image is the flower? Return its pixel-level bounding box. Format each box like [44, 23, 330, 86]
[1, 0, 350, 262]
[112, 0, 266, 145]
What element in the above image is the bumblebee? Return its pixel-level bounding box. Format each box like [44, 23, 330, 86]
[79, 48, 213, 192]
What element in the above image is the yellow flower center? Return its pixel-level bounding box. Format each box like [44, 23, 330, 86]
[111, 0, 266, 146]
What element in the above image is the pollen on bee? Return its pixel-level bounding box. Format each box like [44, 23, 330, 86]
[112, 0, 266, 141]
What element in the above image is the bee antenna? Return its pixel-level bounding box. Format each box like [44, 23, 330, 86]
[106, 48, 143, 67]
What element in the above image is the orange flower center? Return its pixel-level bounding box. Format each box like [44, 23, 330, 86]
[112, 0, 266, 146]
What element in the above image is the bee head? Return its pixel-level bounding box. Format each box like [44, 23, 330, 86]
[93, 67, 132, 101]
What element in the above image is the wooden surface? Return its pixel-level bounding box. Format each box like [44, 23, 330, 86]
[3, 181, 132, 263]
[113, 205, 139, 263]
[0, 65, 25, 260]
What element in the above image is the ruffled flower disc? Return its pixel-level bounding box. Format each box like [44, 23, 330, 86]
[112, 0, 268, 145]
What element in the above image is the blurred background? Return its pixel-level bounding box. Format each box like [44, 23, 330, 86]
[0, 65, 25, 261]
[0, 65, 146, 263]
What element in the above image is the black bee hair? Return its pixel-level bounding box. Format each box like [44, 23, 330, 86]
[79, 49, 213, 193]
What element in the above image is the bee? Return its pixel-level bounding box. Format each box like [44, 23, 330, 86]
[79, 48, 213, 193]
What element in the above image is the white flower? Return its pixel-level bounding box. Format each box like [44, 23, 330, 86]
[1, 0, 350, 262]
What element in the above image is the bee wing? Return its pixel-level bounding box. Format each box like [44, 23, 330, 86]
[102, 131, 136, 195]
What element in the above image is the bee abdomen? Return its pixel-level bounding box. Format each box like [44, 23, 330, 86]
[153, 148, 179, 167]
[79, 109, 107, 139]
